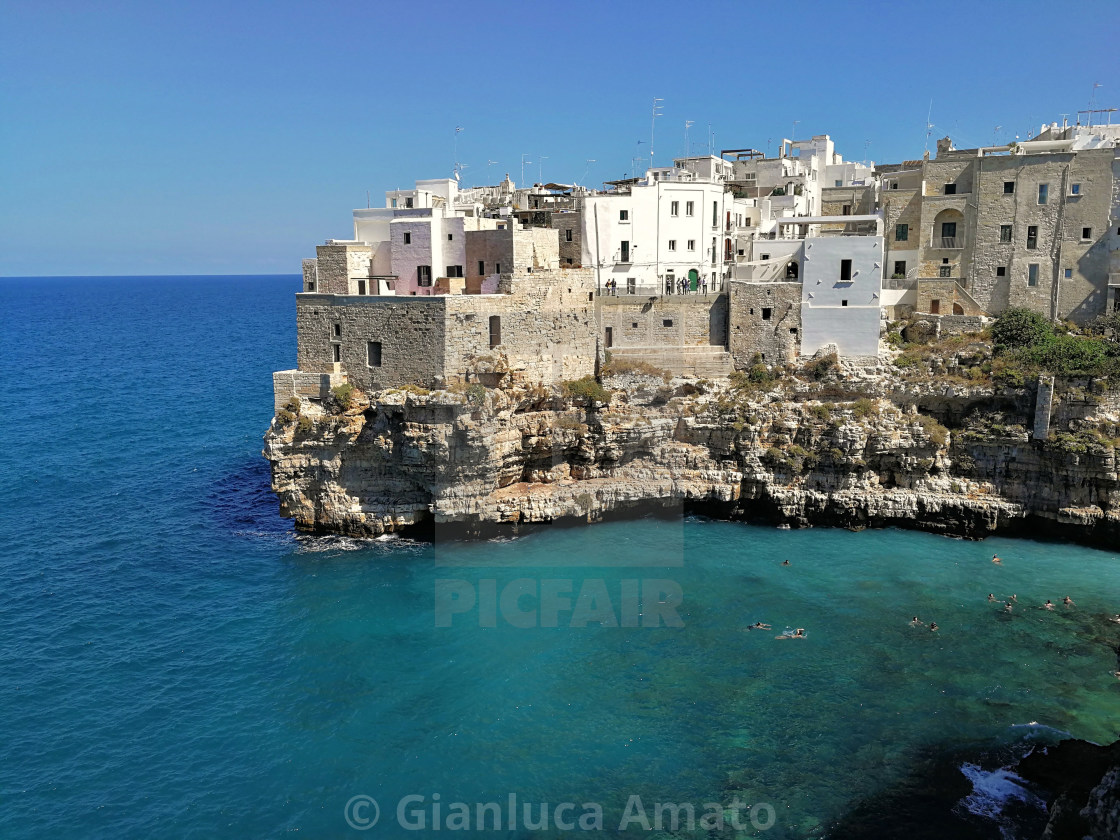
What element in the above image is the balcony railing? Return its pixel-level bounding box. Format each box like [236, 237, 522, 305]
[934, 237, 963, 249]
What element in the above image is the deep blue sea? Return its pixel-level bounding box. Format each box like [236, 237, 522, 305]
[2, 276, 1119, 839]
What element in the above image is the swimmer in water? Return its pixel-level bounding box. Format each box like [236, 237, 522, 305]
[781, 559, 791, 566]
[992, 554, 1002, 565]
[1004, 602, 1013, 613]
[910, 616, 923, 626]
[1009, 594, 1017, 603]
[1043, 600, 1054, 611]
[1062, 596, 1075, 607]
[929, 622, 939, 632]
[987, 593, 996, 602]
[1110, 615, 1120, 624]
[775, 628, 807, 640]
[751, 621, 772, 630]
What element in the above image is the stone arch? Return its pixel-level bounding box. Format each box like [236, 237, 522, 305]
[931, 208, 964, 248]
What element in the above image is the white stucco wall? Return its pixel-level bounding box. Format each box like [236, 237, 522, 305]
[800, 236, 883, 357]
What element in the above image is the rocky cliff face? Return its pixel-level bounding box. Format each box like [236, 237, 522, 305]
[263, 356, 1120, 547]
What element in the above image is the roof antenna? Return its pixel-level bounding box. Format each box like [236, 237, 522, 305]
[924, 100, 934, 157]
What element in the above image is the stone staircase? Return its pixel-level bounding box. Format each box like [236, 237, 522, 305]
[608, 345, 734, 378]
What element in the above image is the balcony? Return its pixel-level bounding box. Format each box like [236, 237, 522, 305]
[933, 237, 963, 249]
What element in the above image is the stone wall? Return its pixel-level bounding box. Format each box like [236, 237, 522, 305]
[597, 294, 728, 352]
[294, 268, 598, 391]
[728, 281, 802, 366]
[296, 294, 447, 391]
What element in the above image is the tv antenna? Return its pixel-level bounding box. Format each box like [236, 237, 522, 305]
[649, 98, 664, 168]
[923, 100, 934, 156]
[684, 120, 694, 157]
[487, 160, 498, 183]
[520, 154, 532, 186]
[537, 155, 548, 184]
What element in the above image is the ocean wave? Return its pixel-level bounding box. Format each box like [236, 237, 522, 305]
[955, 762, 1046, 837]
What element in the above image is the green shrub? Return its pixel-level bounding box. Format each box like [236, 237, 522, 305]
[284, 397, 301, 414]
[454, 383, 484, 405]
[809, 404, 832, 422]
[893, 352, 922, 369]
[331, 383, 355, 410]
[851, 398, 879, 419]
[276, 409, 295, 424]
[297, 415, 313, 433]
[762, 447, 787, 468]
[914, 414, 949, 446]
[991, 308, 1054, 353]
[804, 352, 838, 380]
[562, 376, 611, 405]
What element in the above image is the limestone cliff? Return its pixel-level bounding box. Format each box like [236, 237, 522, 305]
[263, 353, 1120, 547]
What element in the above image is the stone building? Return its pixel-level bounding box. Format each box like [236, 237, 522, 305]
[880, 124, 1120, 323]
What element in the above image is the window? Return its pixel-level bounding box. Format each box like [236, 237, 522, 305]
[367, 341, 382, 367]
[391, 198, 397, 208]
[403, 232, 411, 245]
[1082, 227, 1092, 240]
[894, 261, 907, 277]
[944, 183, 957, 195]
[891, 182, 899, 190]
[619, 210, 629, 221]
[842, 205, 852, 216]
[1026, 225, 1038, 250]
[999, 225, 1012, 243]
[333, 323, 341, 337]
[565, 229, 573, 242]
[668, 239, 676, 251]
[895, 223, 909, 241]
[1028, 264, 1039, 286]
[307, 280, 315, 292]
[447, 233, 453, 241]
[445, 265, 463, 277]
[478, 261, 485, 275]
[939, 265, 951, 278]
[761, 307, 772, 321]
[405, 197, 414, 208]
[840, 259, 853, 281]
[941, 221, 957, 239]
[835, 180, 843, 187]
[1037, 183, 1048, 204]
[685, 201, 694, 216]
[1064, 268, 1073, 279]
[357, 280, 366, 295]
[760, 253, 770, 261]
[417, 265, 432, 286]
[1070, 183, 1081, 195]
[566, 258, 573, 265]
[626, 277, 636, 294]
[604, 327, 612, 348]
[663, 319, 673, 327]
[711, 237, 717, 264]
[687, 239, 695, 251]
[841, 300, 849, 307]
[1003, 181, 1015, 194]
[489, 315, 502, 348]
[670, 201, 679, 216]
[996, 266, 1006, 277]
[495, 262, 501, 274]
[332, 344, 341, 363]
[712, 201, 718, 227]
[620, 241, 630, 262]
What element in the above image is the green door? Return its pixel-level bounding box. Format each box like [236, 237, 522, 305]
[688, 269, 699, 291]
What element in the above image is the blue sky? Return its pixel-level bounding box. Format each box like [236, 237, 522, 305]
[2, 0, 1117, 276]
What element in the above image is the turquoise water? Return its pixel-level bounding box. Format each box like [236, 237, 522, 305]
[1, 276, 1118, 839]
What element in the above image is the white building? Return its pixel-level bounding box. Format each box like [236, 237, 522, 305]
[582, 159, 751, 294]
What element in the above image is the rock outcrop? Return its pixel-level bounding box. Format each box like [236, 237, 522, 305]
[263, 358, 1120, 547]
